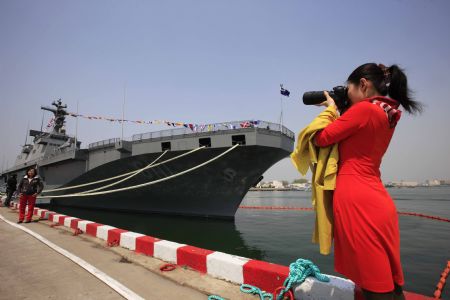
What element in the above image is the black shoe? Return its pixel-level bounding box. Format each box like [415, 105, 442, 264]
[17, 220, 23, 224]
[24, 220, 31, 223]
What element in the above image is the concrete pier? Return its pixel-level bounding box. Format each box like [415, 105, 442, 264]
[0, 207, 253, 299]
[1, 204, 434, 300]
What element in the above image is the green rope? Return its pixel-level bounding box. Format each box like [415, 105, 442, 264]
[240, 284, 273, 300]
[208, 296, 225, 300]
[209, 259, 329, 300]
[276, 258, 330, 300]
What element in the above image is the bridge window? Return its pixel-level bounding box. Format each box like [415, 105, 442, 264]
[161, 142, 171, 151]
[199, 138, 211, 148]
[232, 135, 246, 145]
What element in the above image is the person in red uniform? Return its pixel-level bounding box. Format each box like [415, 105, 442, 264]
[314, 63, 422, 300]
[17, 167, 44, 223]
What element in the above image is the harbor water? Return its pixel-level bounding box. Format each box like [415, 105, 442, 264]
[53, 186, 450, 297]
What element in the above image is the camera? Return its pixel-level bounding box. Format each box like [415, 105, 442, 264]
[302, 86, 350, 114]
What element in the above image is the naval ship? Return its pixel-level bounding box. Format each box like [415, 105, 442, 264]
[1, 100, 294, 219]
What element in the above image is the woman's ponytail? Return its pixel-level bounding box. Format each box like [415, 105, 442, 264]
[348, 63, 423, 114]
[387, 65, 423, 114]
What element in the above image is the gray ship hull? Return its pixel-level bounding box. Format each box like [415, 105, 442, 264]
[50, 145, 289, 219]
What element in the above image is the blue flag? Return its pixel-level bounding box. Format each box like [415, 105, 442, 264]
[280, 84, 290, 97]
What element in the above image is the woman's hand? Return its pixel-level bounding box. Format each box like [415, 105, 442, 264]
[324, 91, 336, 107]
[32, 193, 38, 197]
[315, 91, 336, 107]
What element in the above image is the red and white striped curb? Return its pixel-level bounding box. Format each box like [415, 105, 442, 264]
[8, 202, 432, 300]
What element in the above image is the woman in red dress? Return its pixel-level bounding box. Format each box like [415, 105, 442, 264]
[314, 63, 422, 300]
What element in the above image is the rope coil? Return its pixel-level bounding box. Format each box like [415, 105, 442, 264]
[274, 287, 293, 300]
[159, 263, 176, 272]
[276, 258, 329, 300]
[240, 284, 273, 300]
[207, 296, 225, 300]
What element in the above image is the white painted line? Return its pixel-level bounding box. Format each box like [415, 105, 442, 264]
[0, 213, 144, 300]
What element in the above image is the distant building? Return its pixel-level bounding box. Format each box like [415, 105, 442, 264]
[258, 181, 274, 188]
[426, 179, 441, 186]
[256, 181, 269, 188]
[253, 180, 291, 190]
[400, 181, 419, 187]
[272, 180, 285, 189]
[289, 183, 311, 190]
[388, 181, 419, 187]
[389, 181, 402, 187]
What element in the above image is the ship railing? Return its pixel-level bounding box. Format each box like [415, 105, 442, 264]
[88, 138, 121, 150]
[258, 121, 295, 139]
[131, 120, 295, 142]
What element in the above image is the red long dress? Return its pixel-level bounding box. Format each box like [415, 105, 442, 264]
[315, 96, 404, 293]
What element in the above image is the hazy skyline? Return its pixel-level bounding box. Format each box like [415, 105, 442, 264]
[1, 0, 450, 182]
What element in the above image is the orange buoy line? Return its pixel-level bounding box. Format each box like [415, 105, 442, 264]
[239, 206, 314, 211]
[433, 261, 450, 299]
[238, 206, 450, 222]
[397, 212, 450, 223]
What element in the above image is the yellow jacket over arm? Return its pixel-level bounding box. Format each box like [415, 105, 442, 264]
[290, 105, 339, 255]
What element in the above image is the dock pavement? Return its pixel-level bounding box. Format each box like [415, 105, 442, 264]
[0, 206, 254, 299]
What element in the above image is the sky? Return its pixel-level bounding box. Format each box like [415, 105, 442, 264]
[1, 0, 450, 182]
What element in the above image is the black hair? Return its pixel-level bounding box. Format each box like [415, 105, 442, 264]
[347, 63, 423, 114]
[26, 167, 38, 177]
